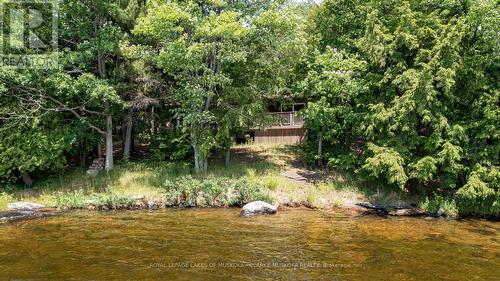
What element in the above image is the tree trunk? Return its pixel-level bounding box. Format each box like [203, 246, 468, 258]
[197, 157, 207, 173]
[123, 108, 133, 159]
[79, 140, 87, 168]
[20, 170, 33, 187]
[150, 107, 155, 136]
[80, 152, 87, 168]
[199, 157, 207, 173]
[193, 144, 208, 173]
[194, 145, 200, 173]
[94, 0, 113, 171]
[97, 140, 102, 159]
[105, 102, 114, 171]
[121, 116, 126, 151]
[317, 133, 323, 167]
[224, 148, 231, 167]
[131, 128, 135, 153]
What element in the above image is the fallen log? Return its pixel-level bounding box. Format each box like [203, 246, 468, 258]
[356, 203, 428, 217]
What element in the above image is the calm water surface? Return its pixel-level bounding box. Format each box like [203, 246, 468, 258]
[0, 209, 498, 281]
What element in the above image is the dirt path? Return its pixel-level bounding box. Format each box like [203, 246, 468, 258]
[232, 145, 318, 187]
[281, 163, 318, 186]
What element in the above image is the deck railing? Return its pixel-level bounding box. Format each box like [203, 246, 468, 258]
[268, 112, 304, 128]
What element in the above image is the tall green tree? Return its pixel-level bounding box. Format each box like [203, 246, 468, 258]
[302, 0, 499, 214]
[129, 0, 304, 172]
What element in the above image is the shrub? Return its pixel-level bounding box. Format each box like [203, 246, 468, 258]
[456, 165, 500, 217]
[362, 143, 408, 189]
[231, 177, 270, 206]
[163, 176, 228, 207]
[93, 193, 135, 209]
[305, 190, 319, 208]
[263, 176, 278, 191]
[150, 129, 192, 162]
[201, 178, 228, 206]
[420, 195, 458, 217]
[162, 176, 269, 207]
[0, 192, 14, 210]
[55, 190, 86, 209]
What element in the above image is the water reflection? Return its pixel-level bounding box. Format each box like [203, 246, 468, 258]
[0, 209, 498, 280]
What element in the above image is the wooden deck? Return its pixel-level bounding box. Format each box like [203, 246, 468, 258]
[253, 110, 306, 144]
[266, 111, 304, 128]
[254, 127, 306, 145]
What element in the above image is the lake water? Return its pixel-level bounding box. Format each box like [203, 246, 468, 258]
[0, 209, 498, 280]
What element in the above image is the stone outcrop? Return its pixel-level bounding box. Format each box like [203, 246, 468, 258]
[0, 209, 56, 224]
[356, 203, 428, 217]
[86, 158, 105, 177]
[240, 201, 278, 217]
[387, 207, 427, 217]
[8, 202, 46, 211]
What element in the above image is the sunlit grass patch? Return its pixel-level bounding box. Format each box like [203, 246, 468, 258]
[263, 176, 278, 191]
[55, 190, 86, 209]
[19, 192, 57, 207]
[113, 169, 162, 197]
[0, 193, 14, 210]
[0, 144, 417, 212]
[305, 189, 320, 208]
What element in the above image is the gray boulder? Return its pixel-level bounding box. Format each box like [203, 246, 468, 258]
[86, 169, 100, 177]
[240, 201, 277, 217]
[0, 210, 53, 224]
[388, 207, 427, 217]
[7, 202, 45, 211]
[86, 158, 105, 177]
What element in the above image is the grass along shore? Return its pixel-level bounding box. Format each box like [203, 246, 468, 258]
[1, 145, 457, 217]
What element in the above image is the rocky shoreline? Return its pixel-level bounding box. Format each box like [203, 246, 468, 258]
[1, 197, 457, 224]
[0, 209, 57, 224]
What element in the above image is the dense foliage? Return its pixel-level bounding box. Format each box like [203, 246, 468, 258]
[0, 0, 498, 216]
[163, 176, 269, 207]
[301, 0, 499, 215]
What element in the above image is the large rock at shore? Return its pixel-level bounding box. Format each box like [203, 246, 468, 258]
[388, 207, 427, 217]
[240, 201, 277, 217]
[356, 203, 428, 217]
[8, 202, 46, 211]
[0, 210, 56, 224]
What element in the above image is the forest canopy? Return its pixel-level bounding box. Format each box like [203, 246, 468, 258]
[0, 0, 498, 215]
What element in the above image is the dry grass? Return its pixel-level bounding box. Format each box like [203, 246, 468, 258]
[0, 144, 418, 210]
[0, 193, 14, 210]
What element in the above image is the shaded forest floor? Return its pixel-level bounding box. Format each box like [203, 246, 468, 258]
[0, 144, 419, 211]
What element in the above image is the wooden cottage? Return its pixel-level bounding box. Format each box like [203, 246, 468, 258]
[253, 103, 306, 145]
